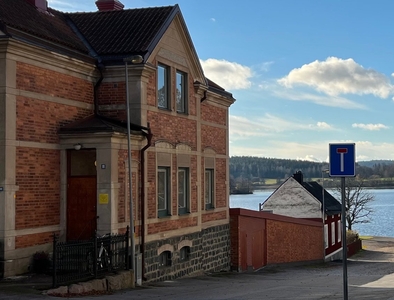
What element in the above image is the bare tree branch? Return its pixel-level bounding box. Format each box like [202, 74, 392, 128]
[333, 177, 375, 230]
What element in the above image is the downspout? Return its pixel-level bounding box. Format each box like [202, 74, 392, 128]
[94, 64, 104, 115]
[65, 15, 104, 116]
[140, 124, 152, 281]
[200, 90, 207, 102]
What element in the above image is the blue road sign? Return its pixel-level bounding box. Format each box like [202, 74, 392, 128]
[329, 143, 356, 177]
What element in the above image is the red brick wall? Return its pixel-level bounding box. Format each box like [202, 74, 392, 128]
[146, 151, 157, 219]
[97, 81, 127, 121]
[215, 158, 227, 208]
[98, 82, 126, 105]
[118, 149, 141, 224]
[147, 73, 156, 107]
[15, 231, 59, 249]
[230, 214, 240, 269]
[147, 216, 198, 234]
[202, 211, 226, 223]
[201, 125, 226, 155]
[148, 111, 197, 149]
[16, 96, 91, 143]
[15, 148, 60, 230]
[230, 208, 323, 271]
[267, 219, 322, 264]
[14, 61, 94, 248]
[16, 62, 93, 103]
[201, 102, 227, 126]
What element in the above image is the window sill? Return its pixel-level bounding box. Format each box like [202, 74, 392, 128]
[158, 213, 171, 219]
[178, 211, 190, 216]
[176, 111, 188, 115]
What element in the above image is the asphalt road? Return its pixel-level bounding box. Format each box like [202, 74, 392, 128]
[2, 236, 394, 299]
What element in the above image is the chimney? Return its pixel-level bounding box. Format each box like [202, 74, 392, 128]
[25, 0, 48, 12]
[293, 171, 303, 184]
[96, 0, 124, 11]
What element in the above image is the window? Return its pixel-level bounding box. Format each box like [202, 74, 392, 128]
[205, 169, 214, 210]
[157, 64, 169, 109]
[338, 220, 341, 242]
[158, 167, 170, 217]
[180, 246, 191, 261]
[159, 251, 172, 267]
[331, 222, 335, 245]
[176, 70, 187, 113]
[178, 168, 189, 215]
[324, 224, 328, 249]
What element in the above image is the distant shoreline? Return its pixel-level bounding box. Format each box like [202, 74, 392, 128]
[241, 185, 394, 193]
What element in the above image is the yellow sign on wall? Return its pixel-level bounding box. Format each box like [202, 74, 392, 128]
[99, 194, 109, 204]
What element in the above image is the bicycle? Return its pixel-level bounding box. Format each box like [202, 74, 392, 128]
[86, 233, 112, 274]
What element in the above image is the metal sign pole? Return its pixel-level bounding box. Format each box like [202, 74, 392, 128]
[341, 177, 348, 300]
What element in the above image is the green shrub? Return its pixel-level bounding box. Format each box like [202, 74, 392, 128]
[346, 230, 359, 244]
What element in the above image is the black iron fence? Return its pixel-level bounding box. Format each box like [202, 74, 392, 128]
[52, 227, 129, 287]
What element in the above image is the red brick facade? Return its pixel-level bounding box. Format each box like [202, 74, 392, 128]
[1, 1, 234, 279]
[230, 208, 323, 272]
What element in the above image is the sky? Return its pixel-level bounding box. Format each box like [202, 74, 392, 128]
[48, 0, 394, 162]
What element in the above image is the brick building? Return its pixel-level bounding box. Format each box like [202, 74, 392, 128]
[0, 0, 235, 280]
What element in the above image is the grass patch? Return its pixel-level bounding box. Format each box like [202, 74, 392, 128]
[264, 179, 278, 185]
[359, 236, 373, 240]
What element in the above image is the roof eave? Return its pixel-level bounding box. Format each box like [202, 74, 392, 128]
[4, 26, 94, 63]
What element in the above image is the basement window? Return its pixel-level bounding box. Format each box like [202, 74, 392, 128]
[159, 251, 172, 267]
[180, 246, 190, 261]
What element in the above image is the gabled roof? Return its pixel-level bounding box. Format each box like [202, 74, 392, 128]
[0, 1, 181, 64]
[67, 5, 178, 60]
[0, 0, 88, 53]
[262, 175, 341, 216]
[0, 0, 234, 103]
[301, 181, 341, 215]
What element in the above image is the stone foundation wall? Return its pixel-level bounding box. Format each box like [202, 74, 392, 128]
[144, 224, 230, 282]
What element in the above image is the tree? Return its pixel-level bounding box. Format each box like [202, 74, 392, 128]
[334, 178, 375, 230]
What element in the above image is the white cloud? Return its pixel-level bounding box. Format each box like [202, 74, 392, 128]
[200, 59, 253, 90]
[272, 89, 367, 109]
[352, 123, 389, 131]
[278, 57, 394, 98]
[296, 155, 321, 162]
[259, 61, 274, 72]
[48, 0, 93, 11]
[210, 18, 216, 22]
[316, 122, 332, 129]
[230, 114, 334, 142]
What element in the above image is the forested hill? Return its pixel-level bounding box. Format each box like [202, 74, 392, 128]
[229, 156, 394, 181]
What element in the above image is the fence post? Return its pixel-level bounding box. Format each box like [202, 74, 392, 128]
[125, 226, 129, 270]
[93, 231, 98, 278]
[52, 233, 57, 288]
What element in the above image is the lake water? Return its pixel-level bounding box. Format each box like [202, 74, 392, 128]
[230, 188, 394, 238]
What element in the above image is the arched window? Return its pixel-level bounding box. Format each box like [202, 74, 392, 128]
[159, 250, 172, 267]
[180, 246, 190, 261]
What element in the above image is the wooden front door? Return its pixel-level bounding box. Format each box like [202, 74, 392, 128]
[67, 149, 97, 241]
